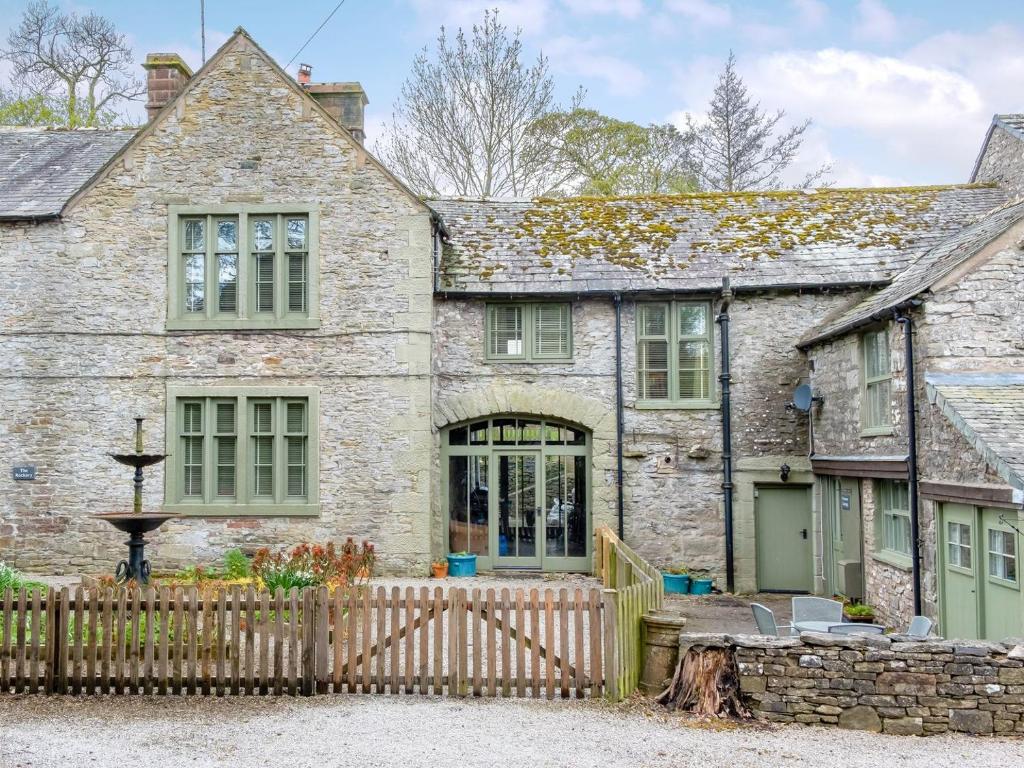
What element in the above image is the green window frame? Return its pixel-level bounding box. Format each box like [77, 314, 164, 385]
[947, 521, 972, 570]
[988, 528, 1017, 584]
[875, 480, 911, 565]
[167, 204, 320, 330]
[165, 386, 319, 516]
[636, 301, 714, 408]
[861, 327, 892, 434]
[485, 303, 572, 362]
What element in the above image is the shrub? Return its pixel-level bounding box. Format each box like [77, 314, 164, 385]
[222, 549, 251, 580]
[844, 602, 874, 617]
[251, 539, 375, 592]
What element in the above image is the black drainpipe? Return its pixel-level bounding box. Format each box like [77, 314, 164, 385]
[717, 278, 735, 593]
[614, 293, 625, 540]
[895, 310, 923, 615]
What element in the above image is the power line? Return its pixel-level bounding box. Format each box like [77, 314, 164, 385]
[285, 0, 349, 70]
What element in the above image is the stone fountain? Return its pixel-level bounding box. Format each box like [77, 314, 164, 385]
[92, 417, 179, 584]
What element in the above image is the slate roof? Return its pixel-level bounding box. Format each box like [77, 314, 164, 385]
[0, 127, 137, 219]
[430, 185, 1007, 295]
[799, 200, 1024, 348]
[926, 372, 1024, 489]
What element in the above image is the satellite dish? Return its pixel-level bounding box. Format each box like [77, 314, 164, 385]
[792, 384, 814, 412]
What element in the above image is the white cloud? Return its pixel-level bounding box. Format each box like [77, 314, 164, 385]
[853, 0, 900, 44]
[668, 26, 1024, 186]
[665, 0, 732, 28]
[544, 35, 648, 95]
[408, 0, 552, 35]
[561, 0, 645, 19]
[790, 0, 827, 29]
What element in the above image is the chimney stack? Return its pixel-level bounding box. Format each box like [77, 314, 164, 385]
[304, 82, 369, 144]
[142, 53, 192, 121]
[297, 63, 312, 86]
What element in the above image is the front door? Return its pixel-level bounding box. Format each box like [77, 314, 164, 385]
[940, 503, 980, 639]
[756, 485, 813, 592]
[980, 507, 1020, 640]
[493, 451, 541, 568]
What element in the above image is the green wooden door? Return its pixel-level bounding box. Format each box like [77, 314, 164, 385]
[755, 485, 813, 592]
[939, 503, 980, 639]
[980, 507, 1021, 640]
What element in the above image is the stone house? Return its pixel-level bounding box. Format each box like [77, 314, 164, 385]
[0, 30, 1021, 640]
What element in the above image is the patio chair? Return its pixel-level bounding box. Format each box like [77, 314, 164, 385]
[751, 602, 794, 637]
[907, 615, 934, 638]
[791, 596, 844, 626]
[828, 623, 885, 635]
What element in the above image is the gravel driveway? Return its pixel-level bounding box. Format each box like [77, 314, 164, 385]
[1, 695, 1020, 768]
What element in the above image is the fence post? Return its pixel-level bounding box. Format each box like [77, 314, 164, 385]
[602, 588, 619, 702]
[44, 588, 57, 694]
[301, 588, 316, 697]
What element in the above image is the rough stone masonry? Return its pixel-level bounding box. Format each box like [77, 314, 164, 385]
[678, 632, 1024, 736]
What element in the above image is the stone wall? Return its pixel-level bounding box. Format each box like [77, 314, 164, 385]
[974, 125, 1024, 200]
[433, 289, 857, 583]
[0, 35, 435, 575]
[681, 632, 1024, 736]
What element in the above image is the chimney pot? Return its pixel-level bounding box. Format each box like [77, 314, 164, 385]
[142, 53, 192, 121]
[306, 82, 368, 144]
[297, 63, 313, 86]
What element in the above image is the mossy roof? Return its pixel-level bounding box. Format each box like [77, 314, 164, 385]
[799, 199, 1024, 348]
[429, 185, 1008, 294]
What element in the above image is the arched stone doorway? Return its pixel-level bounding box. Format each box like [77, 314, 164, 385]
[442, 416, 591, 572]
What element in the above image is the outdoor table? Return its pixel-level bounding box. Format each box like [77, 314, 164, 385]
[794, 620, 840, 633]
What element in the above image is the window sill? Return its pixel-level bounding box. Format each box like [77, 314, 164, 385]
[986, 574, 1020, 591]
[166, 317, 321, 331]
[483, 357, 574, 365]
[164, 503, 320, 517]
[860, 426, 894, 438]
[872, 550, 912, 571]
[634, 400, 720, 411]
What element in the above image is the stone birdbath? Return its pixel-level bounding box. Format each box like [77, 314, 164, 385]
[92, 417, 180, 584]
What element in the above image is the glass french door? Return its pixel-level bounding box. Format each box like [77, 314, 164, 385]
[493, 451, 541, 568]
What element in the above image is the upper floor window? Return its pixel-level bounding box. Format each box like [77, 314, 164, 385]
[876, 479, 911, 562]
[485, 303, 572, 362]
[165, 386, 319, 516]
[167, 205, 319, 330]
[636, 301, 713, 406]
[861, 327, 892, 433]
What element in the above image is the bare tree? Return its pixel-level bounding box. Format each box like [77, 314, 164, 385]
[377, 11, 565, 198]
[2, 1, 144, 128]
[686, 52, 830, 191]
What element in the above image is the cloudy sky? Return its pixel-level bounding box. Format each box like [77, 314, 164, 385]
[1, 0, 1022, 188]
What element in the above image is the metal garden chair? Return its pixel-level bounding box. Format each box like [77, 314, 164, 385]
[907, 615, 934, 638]
[751, 602, 794, 637]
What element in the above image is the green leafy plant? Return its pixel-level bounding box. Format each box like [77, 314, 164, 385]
[222, 549, 251, 580]
[844, 602, 875, 617]
[252, 539, 376, 592]
[0, 562, 47, 595]
[664, 565, 688, 575]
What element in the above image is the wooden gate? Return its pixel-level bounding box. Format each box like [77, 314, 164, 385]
[1, 585, 610, 698]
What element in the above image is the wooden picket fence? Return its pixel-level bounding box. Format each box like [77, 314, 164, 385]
[594, 525, 664, 699]
[0, 584, 613, 699]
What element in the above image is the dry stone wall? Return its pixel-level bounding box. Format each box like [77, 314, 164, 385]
[681, 632, 1024, 736]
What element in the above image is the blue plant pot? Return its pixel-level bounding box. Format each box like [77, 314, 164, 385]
[662, 572, 690, 594]
[447, 553, 478, 577]
[689, 578, 713, 595]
